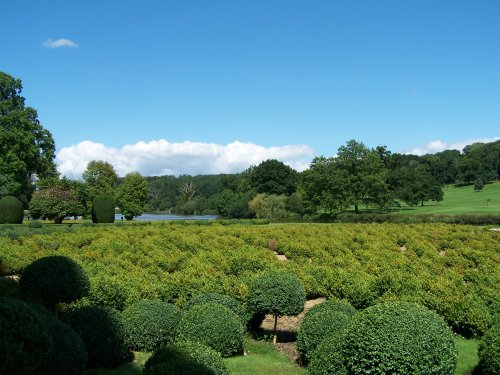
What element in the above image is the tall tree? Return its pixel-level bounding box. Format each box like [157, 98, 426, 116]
[335, 140, 391, 213]
[0, 72, 57, 197]
[82, 160, 118, 197]
[116, 172, 147, 220]
[248, 159, 298, 195]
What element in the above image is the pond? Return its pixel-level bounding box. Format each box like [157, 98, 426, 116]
[114, 213, 219, 221]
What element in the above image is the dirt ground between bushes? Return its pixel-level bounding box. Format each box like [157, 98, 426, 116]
[259, 297, 325, 362]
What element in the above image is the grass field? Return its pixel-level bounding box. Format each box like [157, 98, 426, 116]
[393, 181, 500, 215]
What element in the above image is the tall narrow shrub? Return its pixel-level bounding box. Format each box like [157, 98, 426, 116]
[91, 195, 115, 223]
[0, 195, 24, 224]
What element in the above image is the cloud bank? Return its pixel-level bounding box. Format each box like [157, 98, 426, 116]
[43, 38, 79, 48]
[404, 137, 500, 156]
[56, 140, 314, 178]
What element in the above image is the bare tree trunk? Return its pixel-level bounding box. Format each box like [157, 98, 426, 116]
[273, 314, 278, 344]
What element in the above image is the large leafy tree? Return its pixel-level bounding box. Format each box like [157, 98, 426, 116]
[248, 159, 298, 195]
[82, 160, 118, 197]
[116, 172, 147, 220]
[335, 140, 391, 213]
[29, 187, 85, 223]
[0, 72, 57, 197]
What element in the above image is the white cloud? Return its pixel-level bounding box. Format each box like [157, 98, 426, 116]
[43, 38, 79, 48]
[404, 137, 500, 156]
[56, 139, 314, 179]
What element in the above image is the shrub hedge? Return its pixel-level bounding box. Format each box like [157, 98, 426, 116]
[64, 306, 131, 369]
[308, 331, 348, 375]
[122, 299, 182, 351]
[342, 302, 457, 375]
[20, 255, 90, 309]
[478, 323, 500, 375]
[297, 309, 352, 363]
[144, 340, 229, 375]
[305, 299, 357, 319]
[186, 292, 248, 325]
[0, 195, 24, 224]
[91, 195, 115, 223]
[0, 297, 53, 374]
[176, 303, 244, 357]
[38, 315, 87, 375]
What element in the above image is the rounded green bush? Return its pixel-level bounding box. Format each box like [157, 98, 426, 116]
[28, 220, 43, 228]
[247, 270, 306, 317]
[88, 276, 128, 311]
[186, 292, 248, 325]
[0, 297, 53, 374]
[176, 303, 244, 357]
[20, 256, 90, 309]
[91, 194, 115, 223]
[342, 302, 457, 375]
[0, 195, 24, 224]
[38, 315, 88, 375]
[122, 299, 182, 351]
[306, 299, 357, 319]
[308, 332, 348, 375]
[144, 340, 229, 375]
[478, 323, 500, 375]
[297, 309, 352, 363]
[64, 306, 131, 369]
[0, 277, 20, 298]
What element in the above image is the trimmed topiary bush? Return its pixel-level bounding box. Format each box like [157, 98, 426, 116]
[342, 302, 457, 375]
[122, 299, 182, 351]
[176, 303, 244, 357]
[38, 315, 87, 375]
[64, 306, 131, 369]
[20, 256, 90, 312]
[144, 340, 229, 375]
[297, 309, 352, 363]
[305, 299, 357, 319]
[0, 297, 53, 374]
[91, 194, 115, 223]
[0, 277, 20, 298]
[247, 270, 306, 343]
[186, 292, 248, 325]
[0, 195, 24, 224]
[478, 323, 500, 375]
[308, 332, 348, 375]
[28, 220, 43, 228]
[88, 275, 128, 311]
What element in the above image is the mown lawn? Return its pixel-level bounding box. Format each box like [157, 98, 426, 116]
[394, 181, 500, 215]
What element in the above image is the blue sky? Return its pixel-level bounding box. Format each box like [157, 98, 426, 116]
[2, 1, 499, 176]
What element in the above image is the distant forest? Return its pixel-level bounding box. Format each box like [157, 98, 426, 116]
[143, 139, 500, 218]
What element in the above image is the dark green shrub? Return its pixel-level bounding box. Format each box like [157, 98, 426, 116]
[297, 309, 352, 363]
[0, 297, 53, 374]
[478, 323, 500, 375]
[20, 256, 90, 311]
[64, 306, 131, 369]
[305, 299, 357, 319]
[186, 292, 248, 325]
[247, 270, 306, 342]
[342, 302, 457, 375]
[0, 277, 20, 298]
[91, 194, 115, 223]
[308, 332, 348, 375]
[29, 220, 43, 228]
[0, 195, 24, 224]
[122, 299, 182, 351]
[176, 303, 244, 357]
[144, 340, 229, 375]
[38, 315, 87, 375]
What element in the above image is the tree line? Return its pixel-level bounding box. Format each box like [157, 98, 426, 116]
[1, 71, 499, 221]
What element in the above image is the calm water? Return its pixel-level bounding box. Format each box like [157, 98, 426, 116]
[115, 213, 219, 221]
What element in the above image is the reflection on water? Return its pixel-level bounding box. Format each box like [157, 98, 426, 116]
[115, 213, 219, 221]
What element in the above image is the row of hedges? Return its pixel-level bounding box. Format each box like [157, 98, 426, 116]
[1, 223, 498, 337]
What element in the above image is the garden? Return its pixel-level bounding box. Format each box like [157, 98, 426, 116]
[0, 221, 499, 374]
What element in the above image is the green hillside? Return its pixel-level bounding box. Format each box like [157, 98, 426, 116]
[394, 181, 500, 215]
